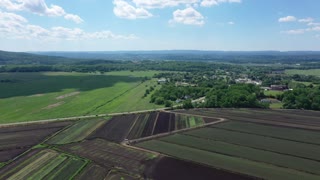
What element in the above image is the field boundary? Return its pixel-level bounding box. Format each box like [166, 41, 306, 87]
[127, 117, 226, 144]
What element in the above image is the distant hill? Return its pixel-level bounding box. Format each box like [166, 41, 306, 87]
[0, 50, 76, 65]
[32, 50, 320, 63]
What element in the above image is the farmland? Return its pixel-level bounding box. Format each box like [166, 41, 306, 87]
[0, 148, 88, 180]
[88, 111, 218, 143]
[0, 121, 71, 163]
[136, 109, 320, 180]
[286, 69, 320, 76]
[0, 71, 163, 123]
[47, 118, 109, 144]
[1, 108, 320, 179]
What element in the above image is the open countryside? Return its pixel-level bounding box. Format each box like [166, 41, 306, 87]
[1, 0, 320, 179]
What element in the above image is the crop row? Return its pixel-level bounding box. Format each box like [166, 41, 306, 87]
[136, 140, 320, 180]
[159, 134, 320, 175]
[61, 139, 153, 174]
[185, 127, 320, 161]
[0, 148, 87, 180]
[212, 121, 320, 145]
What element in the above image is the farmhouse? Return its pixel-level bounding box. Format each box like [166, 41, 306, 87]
[270, 85, 288, 91]
[235, 78, 262, 85]
[157, 78, 167, 84]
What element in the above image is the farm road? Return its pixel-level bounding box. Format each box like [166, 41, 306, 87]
[0, 108, 169, 128]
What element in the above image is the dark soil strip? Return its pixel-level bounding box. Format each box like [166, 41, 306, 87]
[153, 112, 170, 135]
[0, 147, 31, 162]
[144, 157, 256, 180]
[88, 114, 136, 142]
[0, 121, 72, 133]
[141, 112, 158, 137]
[169, 113, 176, 132]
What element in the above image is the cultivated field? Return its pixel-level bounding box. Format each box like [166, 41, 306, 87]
[0, 71, 163, 123]
[1, 108, 320, 179]
[0, 148, 88, 180]
[47, 118, 109, 144]
[89, 111, 218, 143]
[0, 121, 71, 163]
[136, 109, 320, 180]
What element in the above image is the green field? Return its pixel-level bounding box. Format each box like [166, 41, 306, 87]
[0, 71, 163, 123]
[159, 134, 320, 175]
[264, 90, 283, 96]
[137, 140, 320, 180]
[47, 118, 108, 144]
[185, 128, 320, 160]
[214, 121, 320, 145]
[286, 69, 320, 76]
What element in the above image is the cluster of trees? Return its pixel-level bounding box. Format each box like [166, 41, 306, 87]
[150, 84, 209, 104]
[282, 86, 320, 110]
[203, 84, 267, 108]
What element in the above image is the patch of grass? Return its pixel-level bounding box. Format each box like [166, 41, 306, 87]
[47, 118, 108, 144]
[286, 69, 320, 76]
[270, 102, 283, 109]
[264, 90, 283, 96]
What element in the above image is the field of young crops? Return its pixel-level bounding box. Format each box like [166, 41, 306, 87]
[0, 149, 88, 180]
[137, 109, 320, 180]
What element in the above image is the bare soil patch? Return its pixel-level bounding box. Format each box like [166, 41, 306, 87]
[56, 91, 80, 100]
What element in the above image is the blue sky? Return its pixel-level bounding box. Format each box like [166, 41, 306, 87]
[0, 0, 319, 51]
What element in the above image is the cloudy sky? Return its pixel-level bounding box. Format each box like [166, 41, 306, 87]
[0, 0, 319, 51]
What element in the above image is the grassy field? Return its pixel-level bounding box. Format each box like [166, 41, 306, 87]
[286, 69, 320, 76]
[264, 90, 283, 96]
[0, 71, 163, 123]
[137, 140, 320, 180]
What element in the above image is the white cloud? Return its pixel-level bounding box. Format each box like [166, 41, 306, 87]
[281, 29, 305, 35]
[201, 0, 241, 7]
[169, 7, 204, 26]
[132, 0, 199, 9]
[308, 22, 320, 26]
[64, 14, 84, 24]
[228, 21, 234, 25]
[298, 17, 314, 23]
[113, 0, 152, 19]
[278, 16, 296, 22]
[0, 0, 83, 23]
[0, 11, 137, 40]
